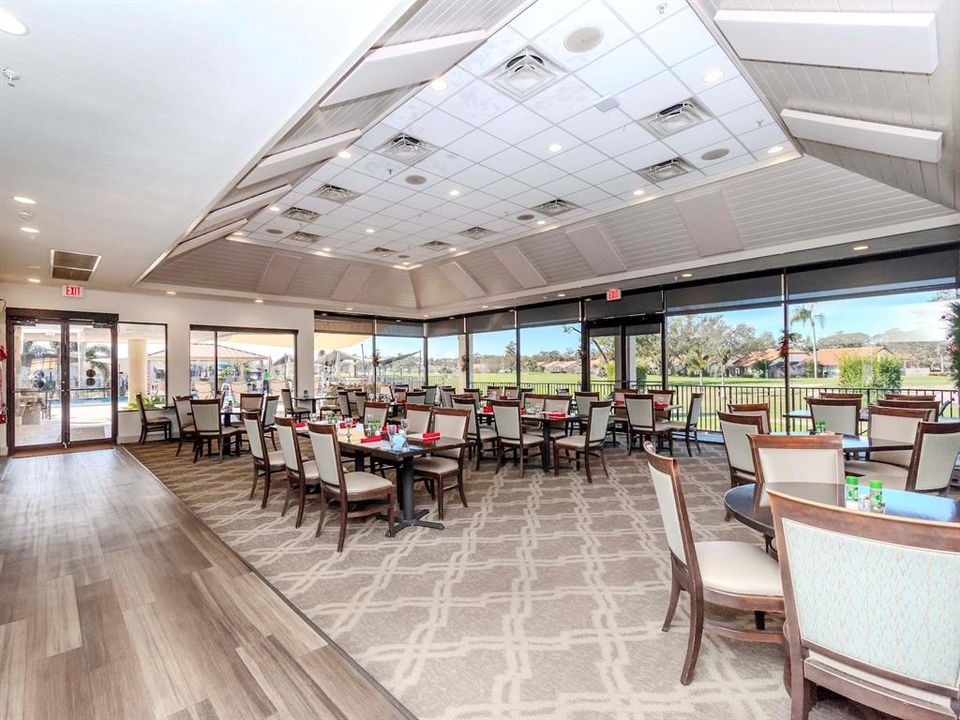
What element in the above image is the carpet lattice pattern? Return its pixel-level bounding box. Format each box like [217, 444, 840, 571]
[126, 441, 858, 720]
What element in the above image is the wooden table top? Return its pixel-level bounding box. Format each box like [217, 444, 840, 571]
[724, 482, 960, 536]
[296, 426, 471, 459]
[770, 431, 914, 452]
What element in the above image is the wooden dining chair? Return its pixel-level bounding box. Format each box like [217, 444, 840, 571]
[817, 392, 864, 401]
[464, 388, 482, 404]
[876, 398, 939, 420]
[280, 388, 309, 421]
[574, 391, 600, 432]
[718, 411, 766, 504]
[172, 395, 196, 457]
[768, 489, 960, 720]
[242, 410, 284, 509]
[553, 401, 612, 483]
[728, 402, 771, 433]
[261, 394, 280, 449]
[404, 403, 433, 439]
[491, 400, 542, 477]
[453, 395, 497, 469]
[882, 393, 936, 402]
[363, 400, 389, 428]
[306, 422, 394, 551]
[807, 397, 861, 435]
[239, 392, 263, 413]
[748, 434, 844, 511]
[190, 398, 241, 462]
[503, 386, 520, 400]
[422, 385, 438, 405]
[661, 393, 702, 457]
[644, 443, 784, 686]
[405, 390, 426, 406]
[136, 392, 171, 444]
[413, 407, 469, 519]
[275, 416, 321, 529]
[625, 394, 671, 454]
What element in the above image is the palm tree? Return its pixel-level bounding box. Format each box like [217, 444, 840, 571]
[791, 305, 826, 378]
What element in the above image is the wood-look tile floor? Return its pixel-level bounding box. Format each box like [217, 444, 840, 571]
[0, 448, 413, 720]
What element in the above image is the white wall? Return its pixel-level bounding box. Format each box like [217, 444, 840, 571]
[0, 283, 316, 449]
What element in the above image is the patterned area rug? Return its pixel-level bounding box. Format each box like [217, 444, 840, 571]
[126, 441, 858, 720]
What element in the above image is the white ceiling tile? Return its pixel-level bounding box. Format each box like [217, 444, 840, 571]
[387, 167, 443, 190]
[415, 66, 474, 106]
[739, 123, 788, 152]
[346, 194, 394, 213]
[308, 162, 346, 183]
[307, 214, 352, 230]
[672, 45, 740, 96]
[662, 119, 731, 155]
[402, 192, 447, 211]
[616, 71, 689, 121]
[586, 196, 621, 211]
[513, 162, 567, 186]
[484, 177, 532, 199]
[459, 25, 527, 76]
[329, 204, 372, 222]
[423, 178, 469, 199]
[431, 202, 471, 220]
[483, 199, 526, 217]
[598, 172, 647, 195]
[439, 81, 517, 125]
[390, 220, 427, 235]
[656, 170, 704, 189]
[406, 108, 473, 146]
[446, 129, 510, 162]
[366, 182, 415, 202]
[456, 189, 500, 210]
[683, 139, 749, 169]
[558, 106, 631, 142]
[641, 7, 714, 66]
[459, 209, 497, 226]
[512, 187, 555, 207]
[324, 145, 369, 171]
[378, 203, 424, 221]
[415, 150, 474, 178]
[718, 102, 776, 136]
[411, 212, 448, 228]
[285, 195, 341, 215]
[355, 123, 400, 151]
[438, 218, 470, 232]
[486, 217, 522, 232]
[697, 76, 757, 117]
[382, 97, 434, 131]
[416, 225, 449, 240]
[577, 38, 664, 97]
[330, 168, 382, 193]
[510, 0, 586, 39]
[616, 141, 675, 170]
[589, 123, 657, 156]
[525, 75, 601, 123]
[515, 127, 582, 160]
[350, 152, 407, 181]
[532, 0, 634, 71]
[482, 104, 553, 144]
[481, 146, 542, 174]
[540, 175, 590, 197]
[449, 164, 504, 190]
[566, 186, 611, 206]
[547, 143, 607, 173]
[605, 0, 684, 33]
[370, 227, 402, 241]
[576, 158, 630, 184]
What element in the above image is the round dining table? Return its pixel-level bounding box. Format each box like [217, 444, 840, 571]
[724, 482, 960, 538]
[770, 431, 913, 453]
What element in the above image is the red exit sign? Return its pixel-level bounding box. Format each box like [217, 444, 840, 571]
[62, 284, 84, 298]
[606, 287, 622, 301]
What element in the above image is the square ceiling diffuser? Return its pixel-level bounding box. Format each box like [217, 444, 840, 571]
[313, 184, 360, 203]
[459, 226, 494, 239]
[639, 158, 693, 184]
[283, 207, 321, 222]
[531, 199, 579, 216]
[639, 100, 711, 138]
[286, 231, 323, 244]
[379, 134, 436, 164]
[485, 47, 564, 100]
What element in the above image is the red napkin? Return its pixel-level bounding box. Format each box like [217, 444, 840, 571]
[520, 409, 526, 415]
[547, 412, 565, 419]
[499, 395, 508, 400]
[338, 421, 346, 428]
[295, 422, 306, 428]
[482, 406, 493, 414]
[421, 432, 441, 443]
[359, 435, 381, 444]
[654, 402, 667, 409]
[613, 400, 624, 407]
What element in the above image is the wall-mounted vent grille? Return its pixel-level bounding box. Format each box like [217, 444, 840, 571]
[531, 199, 579, 216]
[313, 184, 360, 203]
[422, 240, 451, 250]
[485, 47, 563, 99]
[283, 207, 320, 222]
[286, 231, 322, 244]
[50, 249, 100, 282]
[459, 226, 493, 239]
[639, 99, 711, 137]
[368, 246, 395, 257]
[380, 134, 435, 164]
[639, 158, 694, 184]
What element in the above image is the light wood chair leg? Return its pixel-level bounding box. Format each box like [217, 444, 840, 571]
[662, 571, 681, 631]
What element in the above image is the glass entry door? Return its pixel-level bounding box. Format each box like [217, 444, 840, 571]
[7, 314, 118, 453]
[586, 317, 665, 396]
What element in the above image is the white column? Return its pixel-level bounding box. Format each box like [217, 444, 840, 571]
[457, 334, 468, 391]
[128, 337, 148, 400]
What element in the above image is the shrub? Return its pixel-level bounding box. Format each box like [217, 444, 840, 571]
[871, 356, 902, 391]
[837, 353, 864, 388]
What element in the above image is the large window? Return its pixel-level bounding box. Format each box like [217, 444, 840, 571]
[315, 316, 374, 394]
[519, 324, 581, 392]
[470, 331, 516, 390]
[375, 332, 424, 389]
[189, 327, 296, 400]
[119, 322, 166, 410]
[427, 335, 460, 389]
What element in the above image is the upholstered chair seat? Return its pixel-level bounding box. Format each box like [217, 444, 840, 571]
[412, 408, 470, 519]
[266, 449, 285, 468]
[554, 434, 588, 450]
[477, 427, 497, 441]
[694, 541, 783, 596]
[500, 433, 544, 446]
[300, 460, 320, 482]
[842, 460, 908, 487]
[337, 471, 393, 494]
[413, 457, 459, 475]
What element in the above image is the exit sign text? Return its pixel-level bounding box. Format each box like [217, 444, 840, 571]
[606, 287, 621, 301]
[62, 285, 84, 298]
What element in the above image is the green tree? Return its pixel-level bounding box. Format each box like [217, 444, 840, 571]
[791, 304, 826, 377]
[872, 356, 903, 391]
[503, 340, 517, 373]
[838, 353, 864, 388]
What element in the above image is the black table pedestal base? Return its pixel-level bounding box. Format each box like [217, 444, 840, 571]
[389, 508, 444, 534]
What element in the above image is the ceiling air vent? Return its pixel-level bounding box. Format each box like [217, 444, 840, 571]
[639, 158, 694, 184]
[283, 207, 320, 222]
[458, 226, 493, 239]
[380, 134, 435, 164]
[485, 47, 563, 99]
[422, 240, 451, 250]
[50, 249, 101, 282]
[531, 199, 579, 216]
[639, 99, 711, 137]
[313, 184, 360, 203]
[368, 247, 395, 257]
[285, 231, 323, 244]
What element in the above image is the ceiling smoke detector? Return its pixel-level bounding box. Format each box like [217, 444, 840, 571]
[283, 207, 320, 222]
[422, 240, 451, 250]
[531, 198, 579, 216]
[313, 184, 360, 203]
[285, 231, 323, 244]
[380, 134, 435, 164]
[459, 226, 494, 239]
[639, 158, 694, 184]
[485, 47, 563, 100]
[369, 247, 395, 257]
[640, 99, 712, 137]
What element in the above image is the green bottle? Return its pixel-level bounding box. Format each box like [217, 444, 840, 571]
[845, 476, 859, 506]
[869, 479, 884, 511]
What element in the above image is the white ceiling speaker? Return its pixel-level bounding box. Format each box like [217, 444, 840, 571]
[193, 185, 291, 234]
[492, 246, 545, 289]
[321, 30, 486, 107]
[238, 128, 361, 188]
[715, 9, 938, 74]
[675, 191, 743, 257]
[781, 109, 943, 163]
[169, 218, 248, 260]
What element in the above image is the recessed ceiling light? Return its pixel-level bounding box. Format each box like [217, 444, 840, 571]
[429, 77, 448, 92]
[27, 278, 41, 284]
[448, 189, 461, 197]
[481, 305, 489, 309]
[166, 290, 176, 295]
[254, 298, 264, 304]
[536, 220, 546, 225]
[20, 226, 39, 234]
[703, 69, 725, 83]
[365, 228, 376, 234]
[632, 189, 646, 197]
[548, 143, 563, 153]
[0, 9, 28, 35]
[346, 307, 354, 311]
[337, 150, 351, 159]
[402, 261, 410, 266]
[767, 145, 785, 155]
[852, 244, 869, 251]
[455, 250, 470, 256]
[681, 272, 693, 278]
[12, 195, 35, 205]
[269, 205, 282, 212]
[448, 247, 457, 252]
[557, 293, 566, 297]
[321, 246, 331, 252]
